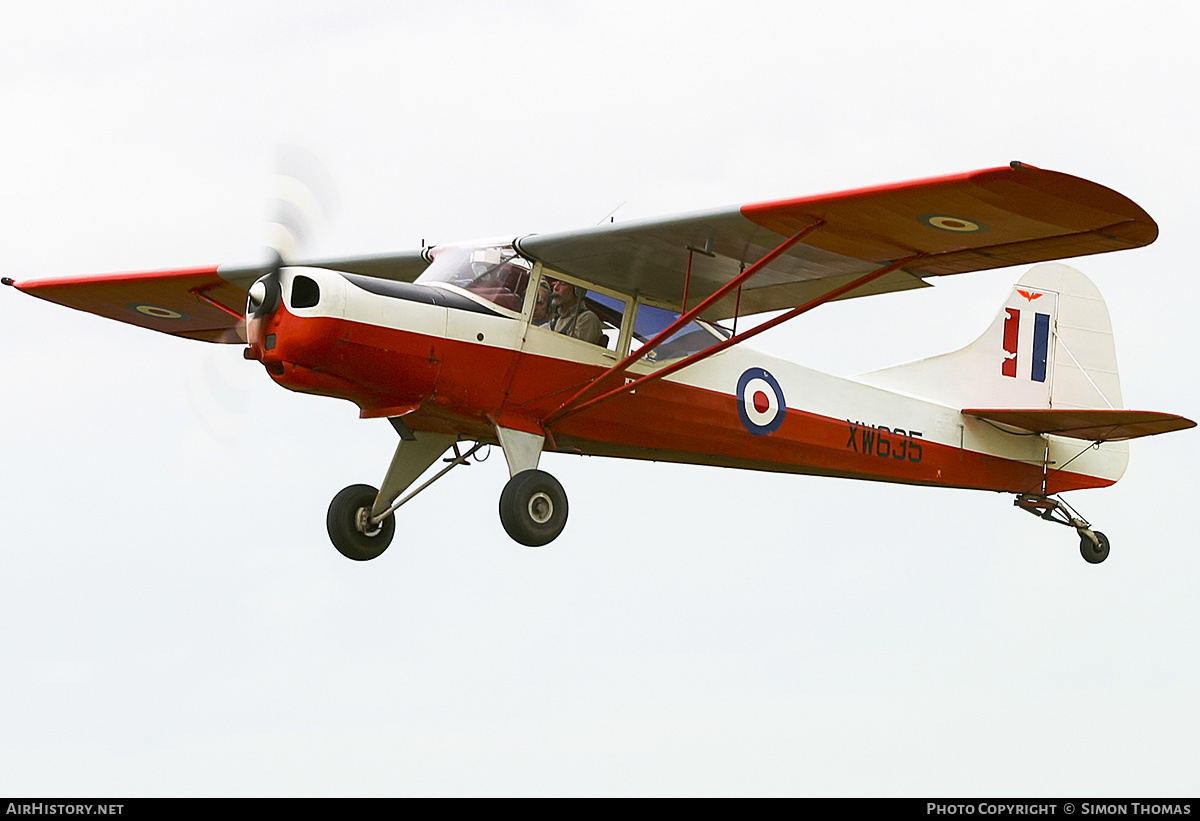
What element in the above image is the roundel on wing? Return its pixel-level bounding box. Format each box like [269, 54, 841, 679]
[127, 302, 190, 321]
[918, 213, 989, 234]
[737, 367, 786, 436]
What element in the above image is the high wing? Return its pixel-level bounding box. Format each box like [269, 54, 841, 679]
[964, 409, 1196, 442]
[304, 250, 431, 281]
[6, 163, 1155, 339]
[515, 162, 1157, 319]
[5, 250, 430, 344]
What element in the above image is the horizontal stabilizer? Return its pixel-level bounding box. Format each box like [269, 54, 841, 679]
[963, 408, 1196, 441]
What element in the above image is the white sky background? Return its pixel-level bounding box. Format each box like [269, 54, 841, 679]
[0, 0, 1197, 797]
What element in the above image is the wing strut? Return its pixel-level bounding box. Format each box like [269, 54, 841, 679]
[189, 286, 245, 321]
[545, 243, 926, 427]
[542, 221, 824, 426]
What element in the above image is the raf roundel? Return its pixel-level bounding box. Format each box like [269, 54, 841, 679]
[918, 213, 989, 234]
[737, 367, 786, 436]
[128, 302, 190, 321]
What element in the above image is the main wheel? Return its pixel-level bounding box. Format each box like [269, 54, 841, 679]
[499, 469, 568, 547]
[327, 484, 395, 561]
[1080, 530, 1110, 564]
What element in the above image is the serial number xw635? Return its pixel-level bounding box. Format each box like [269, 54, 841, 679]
[846, 420, 923, 463]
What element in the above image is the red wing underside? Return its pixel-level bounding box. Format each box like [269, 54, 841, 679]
[13, 265, 252, 343]
[741, 164, 1157, 277]
[963, 409, 1196, 441]
[8, 251, 430, 344]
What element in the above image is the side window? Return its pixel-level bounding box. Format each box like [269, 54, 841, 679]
[631, 302, 722, 363]
[582, 292, 626, 350]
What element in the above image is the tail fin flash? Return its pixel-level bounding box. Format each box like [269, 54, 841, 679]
[858, 263, 1119, 411]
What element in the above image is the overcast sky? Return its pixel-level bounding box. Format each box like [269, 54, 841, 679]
[1, 0, 1197, 797]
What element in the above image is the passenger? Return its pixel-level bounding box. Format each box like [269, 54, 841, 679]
[531, 280, 552, 326]
[548, 279, 604, 346]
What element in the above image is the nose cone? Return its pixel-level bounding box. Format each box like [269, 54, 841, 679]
[247, 279, 267, 310]
[246, 273, 281, 319]
[243, 272, 283, 361]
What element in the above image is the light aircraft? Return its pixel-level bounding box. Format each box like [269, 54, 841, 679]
[5, 162, 1193, 564]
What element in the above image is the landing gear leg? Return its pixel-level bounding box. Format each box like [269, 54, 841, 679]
[494, 426, 568, 547]
[328, 430, 485, 561]
[1014, 494, 1110, 564]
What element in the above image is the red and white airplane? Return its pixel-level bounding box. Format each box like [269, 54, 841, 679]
[5, 162, 1193, 564]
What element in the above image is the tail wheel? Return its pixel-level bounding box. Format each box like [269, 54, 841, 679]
[499, 469, 568, 547]
[327, 484, 395, 561]
[1080, 530, 1111, 564]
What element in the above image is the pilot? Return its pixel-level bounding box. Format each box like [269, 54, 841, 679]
[548, 279, 604, 346]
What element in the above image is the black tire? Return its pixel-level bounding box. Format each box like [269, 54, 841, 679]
[327, 484, 395, 561]
[499, 469, 568, 547]
[1080, 530, 1110, 564]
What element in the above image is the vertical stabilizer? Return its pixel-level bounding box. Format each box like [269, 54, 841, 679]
[857, 263, 1121, 412]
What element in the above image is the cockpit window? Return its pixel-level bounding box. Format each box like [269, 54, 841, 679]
[415, 243, 532, 312]
[631, 303, 726, 363]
